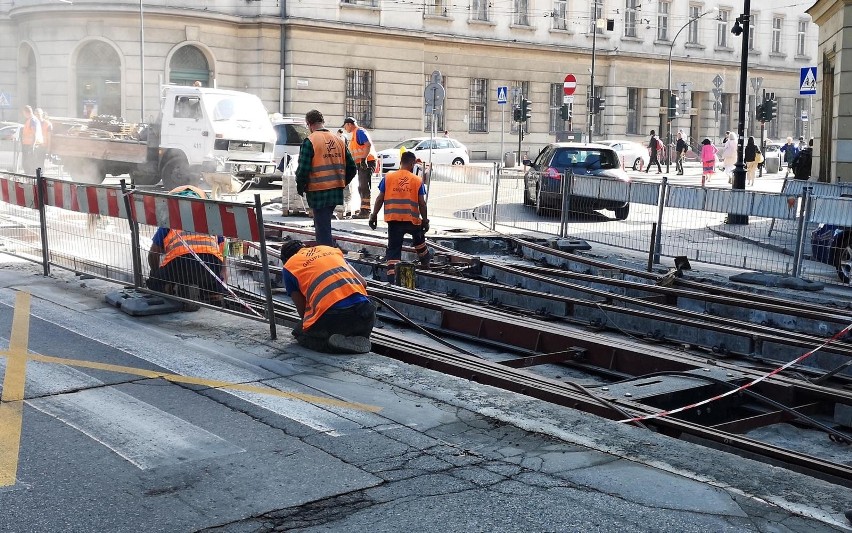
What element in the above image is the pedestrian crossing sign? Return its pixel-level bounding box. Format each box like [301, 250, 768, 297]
[497, 86, 508, 105]
[800, 67, 816, 95]
[0, 92, 11, 109]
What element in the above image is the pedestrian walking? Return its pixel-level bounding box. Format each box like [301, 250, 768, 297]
[675, 130, 688, 175]
[20, 105, 43, 175]
[721, 132, 738, 181]
[295, 109, 357, 246]
[279, 240, 376, 354]
[343, 117, 378, 218]
[368, 151, 431, 284]
[700, 138, 717, 187]
[744, 136, 762, 186]
[645, 130, 663, 174]
[791, 138, 813, 180]
[780, 137, 799, 178]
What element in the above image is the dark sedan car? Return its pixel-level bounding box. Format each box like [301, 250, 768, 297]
[523, 143, 631, 220]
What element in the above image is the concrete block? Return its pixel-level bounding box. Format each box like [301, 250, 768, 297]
[105, 289, 183, 316]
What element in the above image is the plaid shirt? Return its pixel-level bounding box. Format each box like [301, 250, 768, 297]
[295, 129, 357, 209]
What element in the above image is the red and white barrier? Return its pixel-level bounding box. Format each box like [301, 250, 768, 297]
[0, 176, 39, 209]
[45, 180, 126, 218]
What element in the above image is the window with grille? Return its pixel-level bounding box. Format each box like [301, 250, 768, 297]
[468, 78, 488, 133]
[514, 0, 529, 25]
[687, 5, 700, 44]
[797, 20, 807, 56]
[627, 88, 641, 135]
[425, 0, 447, 16]
[748, 13, 757, 50]
[772, 17, 783, 53]
[424, 74, 446, 132]
[717, 10, 729, 47]
[511, 80, 529, 134]
[657, 1, 669, 41]
[471, 0, 489, 21]
[345, 69, 373, 128]
[590, 0, 602, 34]
[624, 0, 637, 38]
[552, 0, 568, 30]
[549, 83, 569, 134]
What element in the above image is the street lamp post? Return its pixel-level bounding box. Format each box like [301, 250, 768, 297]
[588, 18, 600, 143]
[666, 7, 717, 173]
[140, 0, 145, 123]
[728, 0, 751, 225]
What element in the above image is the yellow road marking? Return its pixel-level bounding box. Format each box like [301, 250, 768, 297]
[0, 292, 31, 486]
[0, 351, 379, 413]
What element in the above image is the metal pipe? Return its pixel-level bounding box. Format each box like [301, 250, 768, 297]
[140, 0, 145, 122]
[653, 176, 667, 264]
[254, 194, 277, 340]
[35, 170, 50, 276]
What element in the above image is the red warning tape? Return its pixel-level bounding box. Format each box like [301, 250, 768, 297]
[618, 323, 852, 424]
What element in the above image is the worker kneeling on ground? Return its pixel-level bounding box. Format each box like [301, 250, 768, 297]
[368, 151, 431, 284]
[146, 186, 227, 308]
[279, 240, 376, 354]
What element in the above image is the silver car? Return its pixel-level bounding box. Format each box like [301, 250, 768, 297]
[597, 139, 650, 171]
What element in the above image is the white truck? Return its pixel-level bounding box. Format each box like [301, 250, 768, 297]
[51, 86, 277, 189]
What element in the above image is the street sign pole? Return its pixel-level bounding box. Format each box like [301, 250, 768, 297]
[500, 106, 505, 167]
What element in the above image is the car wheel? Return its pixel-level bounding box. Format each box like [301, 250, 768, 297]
[161, 153, 200, 191]
[632, 158, 642, 171]
[452, 158, 464, 166]
[834, 232, 852, 283]
[614, 205, 630, 221]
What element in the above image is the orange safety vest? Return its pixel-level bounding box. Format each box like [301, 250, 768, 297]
[349, 127, 377, 163]
[284, 246, 367, 330]
[383, 169, 423, 224]
[307, 130, 346, 192]
[22, 117, 42, 146]
[161, 230, 223, 267]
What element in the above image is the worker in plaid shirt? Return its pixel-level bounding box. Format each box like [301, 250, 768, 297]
[295, 109, 357, 245]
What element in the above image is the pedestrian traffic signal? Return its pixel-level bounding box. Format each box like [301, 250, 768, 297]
[667, 93, 679, 121]
[513, 106, 522, 122]
[521, 98, 532, 120]
[755, 101, 766, 122]
[559, 104, 571, 121]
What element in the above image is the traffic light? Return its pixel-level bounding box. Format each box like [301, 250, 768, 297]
[513, 106, 522, 122]
[521, 98, 532, 120]
[755, 101, 766, 123]
[596, 96, 606, 113]
[667, 92, 679, 121]
[559, 104, 571, 121]
[765, 99, 777, 121]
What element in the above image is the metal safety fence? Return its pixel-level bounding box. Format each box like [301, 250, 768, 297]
[0, 170, 279, 337]
[428, 163, 851, 285]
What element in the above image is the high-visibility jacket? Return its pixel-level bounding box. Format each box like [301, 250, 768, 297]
[284, 246, 367, 330]
[22, 117, 43, 146]
[161, 230, 223, 267]
[349, 127, 377, 163]
[383, 169, 423, 224]
[307, 130, 346, 192]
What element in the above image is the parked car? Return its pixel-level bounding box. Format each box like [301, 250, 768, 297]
[378, 137, 469, 172]
[597, 139, 649, 171]
[268, 115, 309, 184]
[761, 140, 782, 173]
[0, 123, 21, 172]
[522, 142, 631, 220]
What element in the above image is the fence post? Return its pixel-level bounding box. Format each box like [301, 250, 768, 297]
[254, 194, 278, 340]
[652, 177, 668, 264]
[792, 186, 813, 278]
[489, 163, 499, 231]
[558, 170, 574, 238]
[119, 179, 143, 288]
[35, 169, 50, 276]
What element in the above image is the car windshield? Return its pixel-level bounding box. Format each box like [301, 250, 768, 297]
[552, 148, 617, 170]
[205, 93, 270, 123]
[393, 139, 423, 150]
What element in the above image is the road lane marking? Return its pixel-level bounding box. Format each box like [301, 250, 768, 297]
[0, 292, 31, 486]
[0, 351, 380, 414]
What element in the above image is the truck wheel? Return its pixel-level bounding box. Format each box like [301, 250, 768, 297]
[68, 159, 106, 184]
[161, 154, 200, 190]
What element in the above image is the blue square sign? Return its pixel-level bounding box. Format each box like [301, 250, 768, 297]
[497, 86, 508, 105]
[800, 67, 817, 95]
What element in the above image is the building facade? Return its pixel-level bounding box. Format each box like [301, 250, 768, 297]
[0, 0, 817, 160]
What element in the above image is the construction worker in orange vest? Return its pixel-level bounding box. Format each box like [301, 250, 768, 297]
[342, 117, 377, 219]
[295, 109, 357, 245]
[20, 105, 43, 175]
[146, 185, 227, 309]
[279, 239, 376, 353]
[368, 151, 431, 284]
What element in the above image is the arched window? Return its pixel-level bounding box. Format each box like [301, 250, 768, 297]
[169, 46, 210, 87]
[76, 41, 121, 118]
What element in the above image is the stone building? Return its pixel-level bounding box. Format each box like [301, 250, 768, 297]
[0, 0, 817, 159]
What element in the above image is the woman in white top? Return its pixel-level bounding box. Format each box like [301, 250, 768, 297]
[721, 132, 738, 181]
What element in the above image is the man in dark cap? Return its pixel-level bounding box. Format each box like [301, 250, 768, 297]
[295, 109, 357, 245]
[279, 239, 376, 353]
[342, 116, 378, 218]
